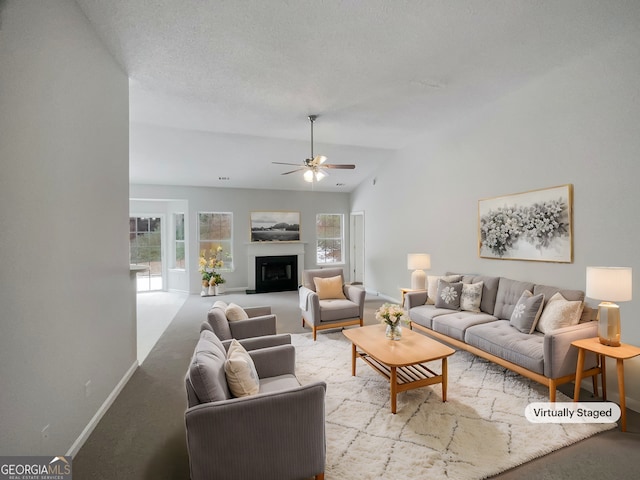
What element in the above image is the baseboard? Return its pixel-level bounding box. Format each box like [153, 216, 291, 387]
[364, 288, 397, 304]
[66, 360, 139, 457]
[579, 378, 640, 413]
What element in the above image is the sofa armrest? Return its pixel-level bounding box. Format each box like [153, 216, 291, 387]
[222, 334, 291, 352]
[405, 291, 428, 310]
[228, 314, 277, 339]
[245, 305, 272, 317]
[544, 321, 599, 379]
[344, 284, 366, 317]
[250, 344, 296, 378]
[299, 286, 321, 326]
[185, 382, 326, 480]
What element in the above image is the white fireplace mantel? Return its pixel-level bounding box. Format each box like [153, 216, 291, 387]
[246, 242, 306, 291]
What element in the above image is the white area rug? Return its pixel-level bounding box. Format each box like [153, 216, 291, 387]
[292, 331, 615, 480]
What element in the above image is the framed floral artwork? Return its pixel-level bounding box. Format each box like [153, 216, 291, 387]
[478, 184, 573, 263]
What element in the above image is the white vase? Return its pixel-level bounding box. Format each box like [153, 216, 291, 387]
[216, 284, 226, 295]
[208, 285, 216, 296]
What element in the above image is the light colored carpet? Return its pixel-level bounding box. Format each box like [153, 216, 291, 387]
[292, 331, 616, 480]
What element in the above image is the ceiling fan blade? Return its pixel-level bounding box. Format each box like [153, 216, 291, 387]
[322, 164, 356, 169]
[281, 168, 305, 175]
[313, 155, 327, 165]
[273, 162, 302, 166]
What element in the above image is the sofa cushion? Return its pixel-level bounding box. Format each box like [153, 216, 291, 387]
[426, 274, 462, 305]
[318, 299, 359, 321]
[435, 280, 463, 309]
[510, 291, 545, 334]
[258, 374, 300, 394]
[225, 339, 260, 397]
[461, 281, 483, 313]
[314, 275, 346, 300]
[431, 311, 498, 341]
[465, 320, 545, 375]
[532, 284, 585, 306]
[493, 278, 535, 320]
[463, 275, 500, 315]
[189, 330, 231, 403]
[207, 304, 233, 340]
[226, 303, 249, 321]
[536, 292, 583, 334]
[409, 304, 459, 329]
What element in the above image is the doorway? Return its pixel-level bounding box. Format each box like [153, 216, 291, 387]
[129, 215, 164, 292]
[350, 212, 365, 285]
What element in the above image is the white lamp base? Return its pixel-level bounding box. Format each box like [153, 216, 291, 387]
[411, 270, 426, 290]
[598, 301, 621, 347]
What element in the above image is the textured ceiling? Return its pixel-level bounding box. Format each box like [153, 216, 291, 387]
[75, 0, 639, 192]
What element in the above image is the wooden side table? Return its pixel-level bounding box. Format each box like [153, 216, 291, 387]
[572, 337, 640, 432]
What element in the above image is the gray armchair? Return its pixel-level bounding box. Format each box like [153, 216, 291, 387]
[185, 330, 326, 480]
[300, 268, 365, 340]
[202, 303, 276, 340]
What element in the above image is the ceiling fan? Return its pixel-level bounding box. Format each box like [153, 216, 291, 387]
[273, 115, 356, 182]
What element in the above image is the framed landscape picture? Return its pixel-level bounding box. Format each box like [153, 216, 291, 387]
[478, 184, 573, 263]
[250, 211, 301, 242]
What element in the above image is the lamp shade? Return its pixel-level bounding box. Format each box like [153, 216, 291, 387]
[586, 267, 632, 302]
[407, 253, 431, 271]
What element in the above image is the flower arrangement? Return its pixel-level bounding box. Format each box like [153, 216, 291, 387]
[199, 246, 229, 286]
[375, 303, 409, 327]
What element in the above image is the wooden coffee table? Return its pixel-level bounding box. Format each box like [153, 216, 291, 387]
[343, 324, 455, 413]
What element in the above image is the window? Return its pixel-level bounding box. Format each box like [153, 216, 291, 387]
[316, 213, 344, 264]
[174, 213, 185, 269]
[198, 212, 233, 270]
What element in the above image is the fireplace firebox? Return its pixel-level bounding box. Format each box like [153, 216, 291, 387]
[255, 255, 298, 293]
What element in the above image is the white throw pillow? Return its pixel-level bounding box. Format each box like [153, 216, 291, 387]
[212, 300, 228, 310]
[225, 303, 249, 321]
[461, 281, 484, 313]
[536, 292, 583, 334]
[224, 339, 259, 397]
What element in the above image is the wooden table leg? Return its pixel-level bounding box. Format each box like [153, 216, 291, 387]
[573, 347, 585, 402]
[601, 355, 607, 401]
[617, 358, 626, 432]
[351, 343, 356, 376]
[390, 366, 397, 414]
[442, 357, 448, 402]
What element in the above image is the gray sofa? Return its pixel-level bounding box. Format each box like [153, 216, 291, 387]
[405, 274, 601, 401]
[185, 330, 326, 480]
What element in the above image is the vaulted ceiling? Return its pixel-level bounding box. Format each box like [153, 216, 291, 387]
[75, 0, 638, 192]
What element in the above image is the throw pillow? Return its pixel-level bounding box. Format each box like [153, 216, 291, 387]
[212, 300, 228, 310]
[536, 292, 584, 334]
[435, 280, 463, 310]
[461, 281, 484, 313]
[314, 275, 346, 300]
[510, 290, 545, 334]
[427, 274, 462, 305]
[225, 303, 249, 321]
[224, 339, 259, 397]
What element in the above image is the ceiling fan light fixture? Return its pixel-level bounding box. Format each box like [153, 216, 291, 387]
[303, 169, 314, 182]
[315, 170, 326, 181]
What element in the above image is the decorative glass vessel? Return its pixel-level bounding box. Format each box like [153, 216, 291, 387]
[385, 323, 402, 340]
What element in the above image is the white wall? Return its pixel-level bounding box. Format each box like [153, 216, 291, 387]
[0, 0, 131, 454]
[352, 29, 640, 409]
[130, 185, 351, 293]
